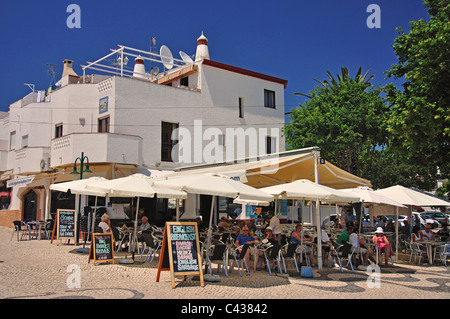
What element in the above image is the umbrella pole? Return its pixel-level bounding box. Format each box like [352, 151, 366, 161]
[176, 199, 180, 222]
[91, 196, 98, 238]
[205, 196, 215, 278]
[395, 206, 399, 261]
[316, 199, 322, 270]
[133, 197, 140, 258]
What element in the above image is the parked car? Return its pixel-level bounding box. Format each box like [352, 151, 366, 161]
[412, 212, 441, 228]
[422, 212, 448, 226]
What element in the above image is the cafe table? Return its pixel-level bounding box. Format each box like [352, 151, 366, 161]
[416, 240, 440, 265]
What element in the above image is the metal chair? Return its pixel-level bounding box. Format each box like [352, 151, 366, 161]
[409, 243, 425, 265]
[139, 231, 161, 263]
[374, 245, 394, 266]
[439, 244, 450, 266]
[229, 244, 250, 276]
[281, 243, 299, 274]
[263, 244, 283, 276]
[206, 244, 229, 277]
[332, 242, 355, 272]
[11, 221, 27, 241]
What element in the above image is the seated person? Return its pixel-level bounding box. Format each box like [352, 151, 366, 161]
[263, 226, 278, 245]
[235, 227, 257, 267]
[140, 216, 151, 232]
[98, 214, 111, 233]
[437, 223, 449, 242]
[349, 227, 372, 266]
[420, 223, 435, 241]
[290, 224, 313, 266]
[372, 227, 392, 266]
[217, 216, 233, 231]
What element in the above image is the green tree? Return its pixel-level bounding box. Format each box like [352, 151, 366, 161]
[385, 0, 450, 189]
[284, 67, 390, 181]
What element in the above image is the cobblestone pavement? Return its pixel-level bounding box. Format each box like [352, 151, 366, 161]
[1, 227, 449, 302]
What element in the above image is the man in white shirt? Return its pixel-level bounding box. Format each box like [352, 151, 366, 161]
[268, 211, 281, 244]
[349, 227, 371, 266]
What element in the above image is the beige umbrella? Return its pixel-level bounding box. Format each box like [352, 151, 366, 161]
[50, 176, 109, 237]
[260, 179, 360, 269]
[87, 174, 187, 256]
[157, 173, 274, 275]
[342, 186, 407, 260]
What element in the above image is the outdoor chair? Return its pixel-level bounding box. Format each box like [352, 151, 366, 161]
[111, 227, 121, 252]
[332, 242, 355, 272]
[205, 244, 229, 277]
[263, 244, 283, 276]
[43, 219, 54, 239]
[374, 244, 394, 266]
[138, 231, 161, 263]
[11, 220, 27, 241]
[281, 243, 299, 274]
[439, 244, 450, 266]
[409, 243, 425, 265]
[229, 244, 250, 276]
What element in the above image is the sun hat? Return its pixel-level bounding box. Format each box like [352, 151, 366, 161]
[376, 227, 384, 233]
[266, 226, 272, 231]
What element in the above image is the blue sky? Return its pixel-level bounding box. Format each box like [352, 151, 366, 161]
[0, 0, 430, 115]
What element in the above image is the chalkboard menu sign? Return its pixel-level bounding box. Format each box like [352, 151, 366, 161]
[156, 222, 204, 288]
[88, 233, 115, 265]
[56, 209, 77, 242]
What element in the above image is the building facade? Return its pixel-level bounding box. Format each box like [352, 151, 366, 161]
[0, 33, 287, 227]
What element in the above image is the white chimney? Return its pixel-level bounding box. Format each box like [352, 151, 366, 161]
[133, 55, 146, 79]
[195, 32, 210, 61]
[62, 59, 78, 78]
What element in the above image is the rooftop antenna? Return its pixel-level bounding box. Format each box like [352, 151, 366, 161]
[150, 36, 156, 69]
[44, 62, 62, 87]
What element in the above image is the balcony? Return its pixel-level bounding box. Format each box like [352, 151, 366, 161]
[51, 132, 142, 167]
[12, 147, 51, 174]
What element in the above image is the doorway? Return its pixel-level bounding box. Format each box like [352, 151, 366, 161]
[23, 190, 37, 221]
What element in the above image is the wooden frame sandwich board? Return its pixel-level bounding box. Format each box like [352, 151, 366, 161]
[156, 222, 204, 288]
[88, 233, 115, 265]
[52, 209, 77, 244]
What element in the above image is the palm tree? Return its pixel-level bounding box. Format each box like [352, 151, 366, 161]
[295, 67, 374, 98]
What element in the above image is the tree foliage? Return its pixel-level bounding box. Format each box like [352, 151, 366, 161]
[385, 0, 450, 188]
[284, 68, 390, 181]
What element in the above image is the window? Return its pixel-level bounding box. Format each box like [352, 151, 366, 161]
[55, 123, 63, 138]
[9, 131, 16, 150]
[22, 135, 28, 149]
[98, 116, 110, 133]
[238, 97, 244, 118]
[264, 89, 276, 108]
[180, 76, 189, 87]
[161, 122, 179, 162]
[266, 136, 276, 154]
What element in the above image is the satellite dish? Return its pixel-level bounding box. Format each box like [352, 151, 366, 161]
[179, 51, 193, 63]
[150, 67, 159, 76]
[160, 45, 174, 70]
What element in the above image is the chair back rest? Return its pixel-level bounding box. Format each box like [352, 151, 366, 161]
[341, 242, 353, 258]
[142, 231, 155, 247]
[13, 220, 22, 230]
[210, 244, 227, 260]
[444, 244, 450, 254]
[221, 232, 230, 243]
[285, 243, 298, 258]
[111, 227, 120, 241]
[411, 243, 421, 252]
[267, 244, 282, 259]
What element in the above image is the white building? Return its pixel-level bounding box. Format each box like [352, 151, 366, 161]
[0, 33, 287, 226]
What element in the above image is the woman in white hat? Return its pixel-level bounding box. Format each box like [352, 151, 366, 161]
[372, 227, 392, 266]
